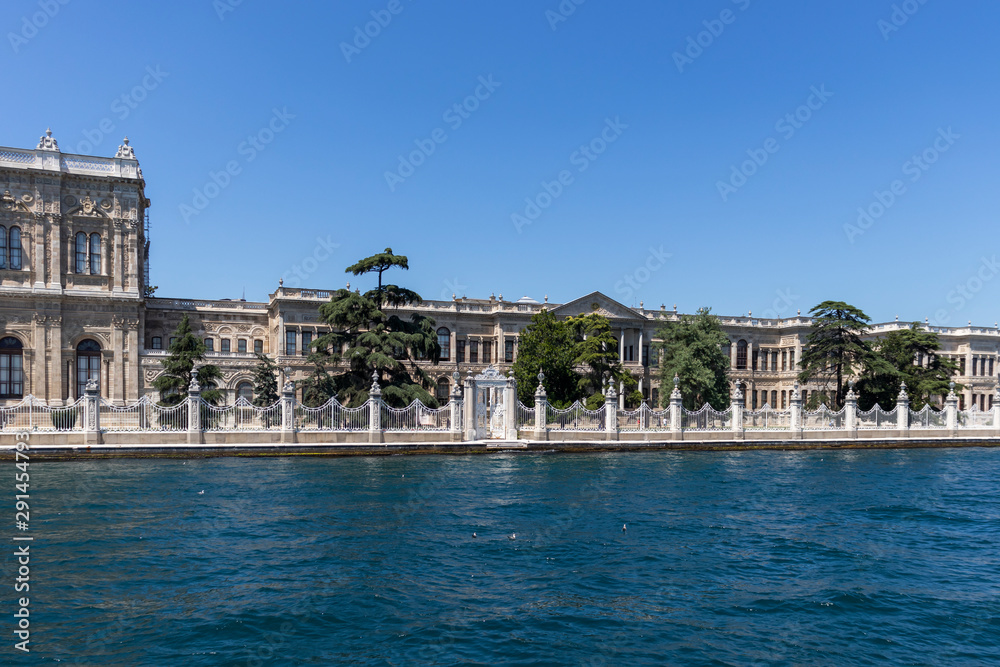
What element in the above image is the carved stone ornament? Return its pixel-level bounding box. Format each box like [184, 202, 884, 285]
[80, 195, 96, 216]
[1, 191, 15, 211]
[37, 128, 59, 151]
[63, 195, 77, 207]
[114, 137, 136, 160]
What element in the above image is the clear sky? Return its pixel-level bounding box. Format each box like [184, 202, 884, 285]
[4, 0, 998, 326]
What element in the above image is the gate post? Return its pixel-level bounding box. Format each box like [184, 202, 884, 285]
[604, 384, 618, 440]
[463, 371, 476, 441]
[896, 382, 910, 436]
[534, 372, 548, 441]
[731, 381, 744, 440]
[369, 371, 384, 444]
[83, 379, 102, 445]
[844, 381, 858, 439]
[504, 373, 517, 440]
[280, 379, 296, 444]
[187, 376, 203, 445]
[449, 371, 463, 440]
[669, 374, 683, 439]
[945, 381, 958, 434]
[993, 382, 1000, 437]
[790, 381, 803, 438]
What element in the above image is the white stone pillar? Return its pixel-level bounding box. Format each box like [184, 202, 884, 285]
[945, 382, 958, 433]
[534, 372, 548, 441]
[790, 381, 802, 437]
[83, 378, 101, 445]
[368, 372, 383, 444]
[449, 371, 463, 438]
[731, 381, 744, 439]
[619, 327, 625, 362]
[669, 374, 683, 435]
[605, 384, 618, 440]
[844, 381, 858, 438]
[463, 371, 476, 441]
[992, 382, 1000, 436]
[187, 376, 202, 445]
[896, 382, 910, 435]
[504, 373, 516, 440]
[280, 380, 295, 443]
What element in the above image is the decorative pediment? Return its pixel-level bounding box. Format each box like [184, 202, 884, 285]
[549, 291, 645, 322]
[0, 191, 31, 214]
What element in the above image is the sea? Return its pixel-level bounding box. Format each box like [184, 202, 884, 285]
[7, 447, 1000, 665]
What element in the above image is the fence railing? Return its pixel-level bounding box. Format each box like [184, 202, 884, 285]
[547, 402, 604, 431]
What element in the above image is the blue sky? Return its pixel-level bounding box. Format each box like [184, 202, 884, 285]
[4, 0, 998, 326]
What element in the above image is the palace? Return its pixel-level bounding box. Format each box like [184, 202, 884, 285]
[1, 131, 998, 412]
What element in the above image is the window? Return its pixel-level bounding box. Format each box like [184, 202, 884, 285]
[782, 350, 787, 372]
[623, 345, 634, 362]
[0, 225, 5, 269]
[204, 338, 214, 352]
[169, 337, 177, 348]
[221, 339, 231, 353]
[238, 339, 247, 354]
[286, 330, 296, 356]
[771, 390, 777, 408]
[752, 391, 758, 409]
[752, 350, 759, 370]
[301, 332, 312, 356]
[972, 358, 977, 376]
[76, 339, 101, 398]
[771, 352, 778, 372]
[470, 341, 479, 363]
[89, 233, 101, 274]
[651, 387, 659, 407]
[483, 341, 491, 364]
[505, 339, 514, 363]
[151, 336, 162, 350]
[437, 328, 450, 361]
[991, 358, 995, 377]
[781, 391, 786, 409]
[237, 382, 253, 402]
[0, 337, 24, 398]
[642, 345, 649, 366]
[456, 340, 465, 363]
[960, 358, 966, 375]
[789, 350, 795, 369]
[75, 232, 87, 273]
[8, 227, 20, 270]
[735, 340, 747, 370]
[254, 339, 263, 354]
[436, 377, 450, 401]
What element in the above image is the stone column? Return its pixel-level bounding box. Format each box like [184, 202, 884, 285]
[83, 378, 101, 445]
[504, 373, 517, 440]
[280, 379, 296, 444]
[463, 371, 476, 441]
[669, 374, 683, 438]
[844, 380, 858, 438]
[31, 213, 43, 289]
[368, 371, 383, 444]
[534, 372, 548, 441]
[619, 327, 625, 362]
[790, 381, 802, 437]
[49, 215, 62, 289]
[993, 381, 1000, 436]
[449, 371, 463, 439]
[605, 383, 618, 440]
[187, 376, 202, 445]
[945, 381, 958, 434]
[731, 381, 744, 439]
[112, 220, 124, 293]
[896, 382, 910, 435]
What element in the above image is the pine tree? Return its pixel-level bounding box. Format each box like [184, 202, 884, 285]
[152, 314, 223, 406]
[250, 353, 279, 407]
[654, 308, 731, 410]
[511, 310, 580, 407]
[797, 301, 871, 409]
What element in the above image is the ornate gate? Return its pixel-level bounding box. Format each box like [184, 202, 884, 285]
[472, 366, 511, 440]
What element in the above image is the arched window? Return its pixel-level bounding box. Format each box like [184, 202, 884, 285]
[0, 225, 6, 269]
[89, 233, 101, 275]
[8, 227, 21, 270]
[75, 232, 87, 273]
[76, 339, 101, 398]
[436, 377, 450, 401]
[237, 382, 253, 402]
[736, 340, 748, 370]
[0, 337, 24, 398]
[437, 327, 450, 361]
[771, 390, 778, 408]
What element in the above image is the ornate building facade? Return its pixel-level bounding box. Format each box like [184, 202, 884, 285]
[2, 132, 998, 411]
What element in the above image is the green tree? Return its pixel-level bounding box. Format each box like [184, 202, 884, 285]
[654, 307, 731, 410]
[856, 324, 960, 410]
[312, 249, 441, 408]
[797, 301, 871, 409]
[566, 313, 630, 400]
[152, 314, 223, 406]
[511, 310, 580, 407]
[250, 353, 279, 407]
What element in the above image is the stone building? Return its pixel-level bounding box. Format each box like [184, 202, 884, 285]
[2, 132, 998, 411]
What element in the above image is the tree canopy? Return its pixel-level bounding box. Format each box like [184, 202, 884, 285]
[855, 324, 960, 410]
[152, 314, 223, 406]
[566, 313, 634, 400]
[654, 308, 731, 410]
[511, 310, 580, 407]
[797, 301, 871, 409]
[250, 352, 279, 407]
[310, 250, 440, 408]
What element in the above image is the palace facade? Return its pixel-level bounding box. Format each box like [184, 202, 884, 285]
[2, 132, 998, 411]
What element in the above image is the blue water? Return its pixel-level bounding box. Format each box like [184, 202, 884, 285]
[7, 448, 1000, 665]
